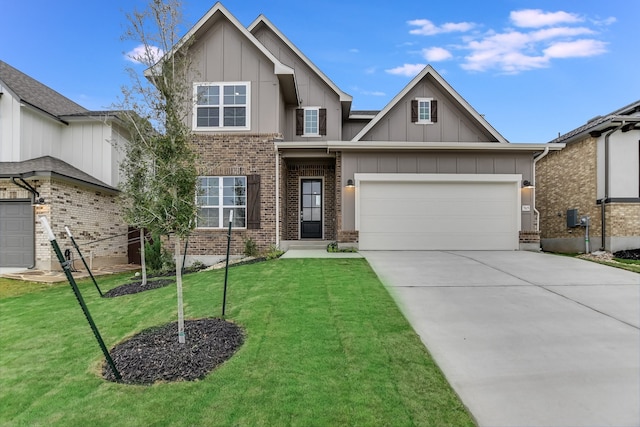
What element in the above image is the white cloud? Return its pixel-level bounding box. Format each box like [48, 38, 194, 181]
[510, 9, 582, 28]
[422, 47, 453, 62]
[349, 48, 360, 53]
[385, 63, 426, 77]
[544, 39, 607, 58]
[408, 19, 475, 36]
[125, 44, 164, 64]
[361, 90, 386, 96]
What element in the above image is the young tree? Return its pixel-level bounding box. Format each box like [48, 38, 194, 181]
[118, 0, 197, 344]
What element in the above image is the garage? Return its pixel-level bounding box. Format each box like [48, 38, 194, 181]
[356, 174, 521, 250]
[0, 200, 34, 267]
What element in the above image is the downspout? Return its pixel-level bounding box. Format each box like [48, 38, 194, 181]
[275, 143, 280, 249]
[532, 147, 549, 231]
[600, 124, 624, 250]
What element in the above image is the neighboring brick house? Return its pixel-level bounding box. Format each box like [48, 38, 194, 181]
[161, 2, 563, 265]
[537, 100, 640, 253]
[0, 61, 130, 270]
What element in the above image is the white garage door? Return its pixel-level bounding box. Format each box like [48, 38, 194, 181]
[357, 174, 520, 250]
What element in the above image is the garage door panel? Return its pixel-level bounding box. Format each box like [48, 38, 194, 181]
[357, 177, 519, 250]
[0, 201, 34, 267]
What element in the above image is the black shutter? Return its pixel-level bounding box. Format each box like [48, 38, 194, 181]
[247, 174, 260, 229]
[296, 109, 304, 135]
[319, 108, 327, 135]
[411, 100, 418, 123]
[431, 100, 438, 123]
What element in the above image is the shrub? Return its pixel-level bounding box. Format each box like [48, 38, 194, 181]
[244, 238, 259, 257]
[144, 234, 172, 271]
[264, 245, 284, 260]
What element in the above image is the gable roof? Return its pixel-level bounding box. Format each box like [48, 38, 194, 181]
[248, 14, 353, 112]
[0, 156, 117, 192]
[351, 65, 508, 143]
[145, 2, 299, 105]
[0, 60, 88, 121]
[549, 99, 640, 144]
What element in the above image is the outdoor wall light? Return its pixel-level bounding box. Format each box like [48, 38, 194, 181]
[522, 180, 534, 188]
[345, 179, 355, 188]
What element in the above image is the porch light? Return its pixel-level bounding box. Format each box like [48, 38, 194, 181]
[522, 180, 534, 188]
[345, 179, 355, 188]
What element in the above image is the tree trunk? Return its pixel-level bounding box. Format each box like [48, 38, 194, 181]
[175, 235, 185, 344]
[140, 229, 147, 286]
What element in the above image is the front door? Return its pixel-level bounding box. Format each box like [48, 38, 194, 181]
[300, 179, 322, 238]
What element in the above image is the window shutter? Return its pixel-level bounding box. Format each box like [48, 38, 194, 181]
[247, 174, 260, 229]
[411, 100, 418, 123]
[431, 100, 438, 123]
[296, 109, 304, 136]
[319, 108, 327, 135]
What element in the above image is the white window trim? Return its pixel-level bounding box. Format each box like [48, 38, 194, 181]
[193, 82, 251, 131]
[416, 97, 433, 124]
[303, 106, 321, 137]
[196, 176, 247, 229]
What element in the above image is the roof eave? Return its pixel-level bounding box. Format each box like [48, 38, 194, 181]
[275, 141, 564, 152]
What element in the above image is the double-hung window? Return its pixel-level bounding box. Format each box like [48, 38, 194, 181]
[411, 98, 438, 124]
[194, 82, 250, 130]
[196, 176, 246, 228]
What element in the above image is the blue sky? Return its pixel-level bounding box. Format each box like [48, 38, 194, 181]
[2, 0, 637, 142]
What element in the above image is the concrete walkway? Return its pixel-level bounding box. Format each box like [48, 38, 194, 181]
[363, 250, 640, 427]
[280, 249, 362, 259]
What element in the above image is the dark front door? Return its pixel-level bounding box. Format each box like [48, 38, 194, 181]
[300, 179, 322, 238]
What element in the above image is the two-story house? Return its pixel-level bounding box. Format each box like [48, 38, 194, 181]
[165, 2, 563, 266]
[0, 61, 130, 270]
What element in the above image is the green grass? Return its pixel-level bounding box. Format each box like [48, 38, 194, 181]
[0, 259, 474, 426]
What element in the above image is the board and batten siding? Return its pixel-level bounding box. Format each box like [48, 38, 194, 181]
[0, 89, 23, 161]
[252, 24, 343, 142]
[341, 151, 534, 231]
[359, 75, 496, 143]
[188, 19, 282, 134]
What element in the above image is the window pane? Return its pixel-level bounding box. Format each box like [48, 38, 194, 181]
[419, 101, 430, 121]
[302, 207, 312, 221]
[197, 86, 219, 106]
[312, 181, 321, 194]
[223, 208, 246, 228]
[223, 107, 246, 127]
[223, 85, 246, 105]
[197, 107, 219, 127]
[305, 109, 318, 134]
[311, 207, 321, 221]
[197, 207, 219, 228]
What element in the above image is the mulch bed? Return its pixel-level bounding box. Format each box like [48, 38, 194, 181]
[614, 249, 640, 260]
[102, 279, 174, 298]
[103, 318, 244, 385]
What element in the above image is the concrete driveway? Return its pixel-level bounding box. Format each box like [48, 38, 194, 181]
[362, 251, 640, 427]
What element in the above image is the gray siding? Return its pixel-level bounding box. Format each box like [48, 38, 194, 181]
[189, 19, 283, 134]
[341, 151, 534, 230]
[252, 25, 342, 141]
[359, 74, 496, 143]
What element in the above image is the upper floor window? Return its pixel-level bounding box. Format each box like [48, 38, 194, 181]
[296, 107, 327, 137]
[411, 98, 438, 124]
[193, 82, 250, 130]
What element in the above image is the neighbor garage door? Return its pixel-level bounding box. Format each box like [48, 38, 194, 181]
[357, 174, 520, 250]
[0, 201, 34, 267]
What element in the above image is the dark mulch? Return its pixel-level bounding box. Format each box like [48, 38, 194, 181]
[103, 279, 174, 298]
[103, 318, 244, 385]
[614, 249, 640, 260]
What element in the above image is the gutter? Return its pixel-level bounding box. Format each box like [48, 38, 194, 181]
[275, 141, 565, 152]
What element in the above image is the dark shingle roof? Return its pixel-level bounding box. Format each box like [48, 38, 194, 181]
[550, 99, 640, 144]
[0, 60, 88, 118]
[0, 156, 117, 192]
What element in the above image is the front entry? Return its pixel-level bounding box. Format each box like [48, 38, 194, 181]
[300, 179, 322, 238]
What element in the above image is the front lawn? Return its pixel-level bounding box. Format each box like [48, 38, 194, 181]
[0, 259, 473, 426]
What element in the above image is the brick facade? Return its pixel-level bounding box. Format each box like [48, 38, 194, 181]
[1, 178, 127, 270]
[608, 203, 640, 237]
[536, 137, 601, 252]
[168, 133, 281, 257]
[282, 161, 336, 241]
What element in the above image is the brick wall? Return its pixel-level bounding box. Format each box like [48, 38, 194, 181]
[283, 162, 336, 240]
[608, 203, 640, 236]
[537, 137, 602, 242]
[171, 133, 280, 256]
[1, 178, 127, 270]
